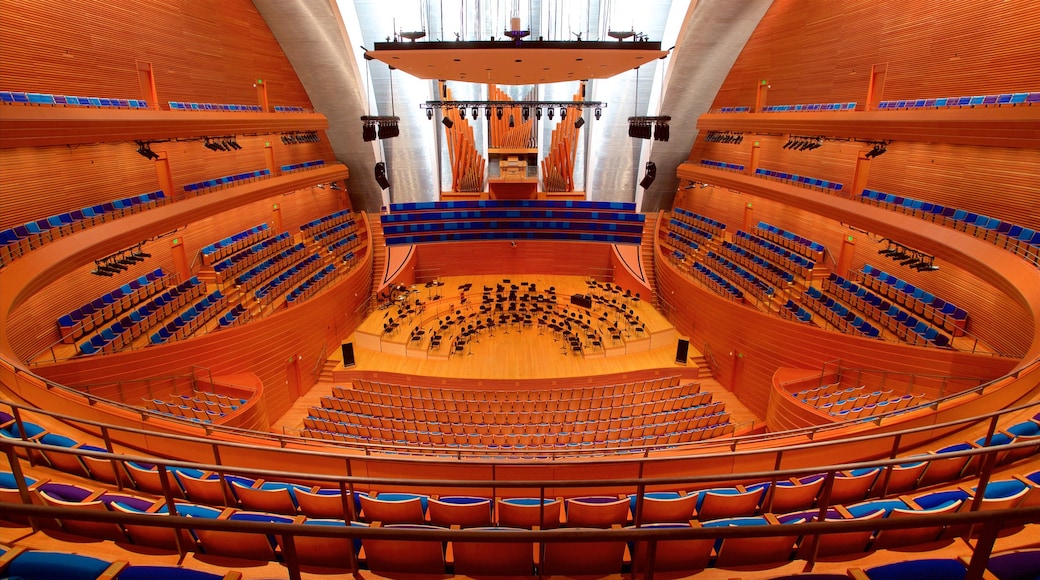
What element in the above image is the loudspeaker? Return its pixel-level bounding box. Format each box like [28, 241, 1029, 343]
[374, 162, 390, 190]
[341, 342, 356, 368]
[639, 161, 657, 189]
[675, 338, 689, 365]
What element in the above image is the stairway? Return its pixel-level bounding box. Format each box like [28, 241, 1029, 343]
[367, 218, 387, 305]
[317, 358, 339, 383]
[640, 212, 659, 298]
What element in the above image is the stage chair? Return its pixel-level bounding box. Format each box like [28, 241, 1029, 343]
[874, 460, 927, 495]
[829, 467, 881, 505]
[565, 495, 630, 527]
[917, 443, 976, 487]
[125, 462, 195, 497]
[0, 548, 127, 580]
[849, 558, 986, 580]
[693, 485, 763, 520]
[359, 492, 428, 524]
[194, 509, 293, 561]
[795, 507, 884, 559]
[277, 517, 365, 569]
[0, 471, 46, 524]
[112, 500, 222, 550]
[963, 479, 1030, 511]
[756, 474, 826, 513]
[37, 487, 129, 541]
[230, 480, 306, 515]
[1013, 469, 1040, 507]
[706, 514, 803, 568]
[871, 496, 964, 550]
[975, 548, 1040, 580]
[629, 491, 699, 524]
[451, 526, 535, 576]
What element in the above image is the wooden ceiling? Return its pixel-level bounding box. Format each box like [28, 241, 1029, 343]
[367, 40, 669, 85]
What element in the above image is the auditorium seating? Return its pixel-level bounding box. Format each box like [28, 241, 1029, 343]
[700, 158, 745, 172]
[381, 200, 645, 246]
[761, 101, 857, 112]
[719, 240, 796, 287]
[877, 91, 1040, 109]
[79, 277, 206, 355]
[168, 100, 262, 112]
[58, 268, 168, 343]
[803, 286, 883, 339]
[144, 390, 241, 423]
[1, 90, 148, 108]
[285, 263, 336, 306]
[856, 264, 967, 336]
[273, 105, 307, 112]
[254, 253, 323, 304]
[690, 261, 745, 301]
[859, 189, 1040, 266]
[147, 289, 225, 346]
[673, 207, 726, 236]
[705, 250, 776, 303]
[734, 229, 816, 279]
[210, 232, 292, 284]
[0, 191, 167, 268]
[280, 159, 325, 172]
[755, 222, 827, 261]
[716, 106, 751, 113]
[200, 224, 271, 265]
[755, 167, 845, 192]
[183, 169, 270, 195]
[823, 273, 952, 347]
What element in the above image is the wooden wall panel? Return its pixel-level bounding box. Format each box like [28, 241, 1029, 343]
[712, 0, 1040, 110]
[413, 241, 615, 280]
[0, 0, 313, 109]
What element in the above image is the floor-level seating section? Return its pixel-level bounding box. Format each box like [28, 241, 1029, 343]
[168, 100, 262, 111]
[761, 101, 857, 112]
[860, 189, 1040, 266]
[58, 268, 169, 343]
[300, 209, 353, 237]
[235, 243, 307, 292]
[856, 264, 967, 337]
[382, 200, 645, 246]
[690, 262, 745, 302]
[803, 287, 882, 339]
[201, 223, 270, 266]
[148, 290, 227, 345]
[719, 241, 796, 288]
[79, 277, 206, 355]
[734, 230, 816, 279]
[280, 159, 326, 173]
[1, 191, 166, 267]
[796, 383, 925, 420]
[780, 299, 814, 324]
[716, 106, 751, 113]
[704, 250, 776, 303]
[184, 169, 270, 195]
[826, 273, 951, 348]
[144, 390, 244, 423]
[211, 232, 292, 284]
[755, 167, 845, 192]
[673, 207, 726, 236]
[273, 105, 307, 112]
[1, 90, 148, 108]
[254, 252, 323, 304]
[700, 159, 745, 172]
[285, 264, 337, 306]
[754, 222, 827, 262]
[877, 91, 1040, 109]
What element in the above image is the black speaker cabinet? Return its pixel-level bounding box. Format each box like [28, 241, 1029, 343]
[639, 161, 657, 189]
[675, 338, 689, 364]
[341, 342, 356, 368]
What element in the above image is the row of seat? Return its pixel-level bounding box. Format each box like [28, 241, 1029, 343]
[313, 395, 723, 434]
[715, 105, 750, 113]
[859, 188, 1040, 265]
[184, 168, 271, 195]
[384, 229, 644, 246]
[878, 91, 1040, 109]
[389, 199, 637, 212]
[668, 216, 714, 243]
[857, 264, 967, 335]
[780, 299, 814, 324]
[328, 232, 360, 256]
[0, 546, 237, 580]
[761, 101, 857, 112]
[0, 191, 166, 267]
[58, 268, 168, 342]
[663, 230, 700, 256]
[79, 277, 206, 355]
[1, 90, 148, 108]
[755, 221, 827, 260]
[690, 261, 745, 301]
[720, 241, 796, 287]
[825, 274, 952, 348]
[699, 158, 745, 171]
[280, 159, 326, 173]
[254, 253, 323, 303]
[216, 303, 249, 329]
[285, 263, 337, 306]
[148, 290, 227, 345]
[705, 251, 776, 302]
[755, 167, 846, 192]
[211, 231, 292, 283]
[734, 229, 816, 277]
[312, 218, 357, 245]
[828, 393, 925, 421]
[200, 223, 270, 264]
[803, 287, 882, 339]
[300, 208, 352, 234]
[273, 105, 307, 112]
[234, 242, 306, 290]
[144, 397, 231, 423]
[168, 100, 263, 112]
[673, 206, 726, 235]
[337, 376, 693, 408]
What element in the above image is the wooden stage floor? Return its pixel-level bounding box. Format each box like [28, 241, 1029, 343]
[271, 276, 763, 434]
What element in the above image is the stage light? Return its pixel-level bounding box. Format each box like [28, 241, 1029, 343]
[654, 122, 669, 141]
[362, 123, 377, 141]
[472, 107, 478, 120]
[594, 107, 602, 120]
[426, 108, 433, 120]
[560, 108, 567, 120]
[496, 106, 503, 120]
[522, 106, 530, 122]
[486, 107, 492, 120]
[442, 117, 454, 129]
[535, 107, 542, 120]
[508, 114, 515, 128]
[639, 161, 657, 189]
[574, 117, 585, 129]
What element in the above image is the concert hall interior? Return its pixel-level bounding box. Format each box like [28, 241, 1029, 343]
[1, 0, 1039, 578]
